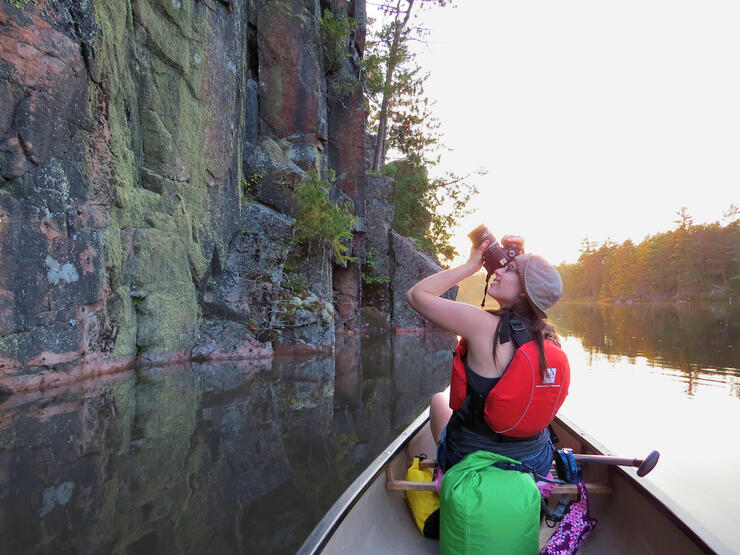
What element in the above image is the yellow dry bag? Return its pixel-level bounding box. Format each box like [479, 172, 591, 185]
[405, 456, 440, 535]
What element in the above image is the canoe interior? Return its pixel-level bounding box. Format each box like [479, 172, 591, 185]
[303, 412, 718, 554]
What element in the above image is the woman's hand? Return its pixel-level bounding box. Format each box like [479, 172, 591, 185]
[466, 240, 490, 271]
[501, 234, 525, 254]
[406, 243, 496, 338]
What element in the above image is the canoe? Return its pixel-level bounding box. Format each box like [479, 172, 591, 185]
[298, 410, 724, 554]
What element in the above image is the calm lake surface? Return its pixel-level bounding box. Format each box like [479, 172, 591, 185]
[548, 301, 740, 553]
[1, 302, 738, 553]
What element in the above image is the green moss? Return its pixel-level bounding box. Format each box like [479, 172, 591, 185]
[275, 272, 334, 326]
[6, 0, 34, 9]
[131, 228, 190, 287]
[242, 173, 263, 202]
[134, 0, 204, 93]
[110, 286, 137, 356]
[92, 0, 222, 354]
[0, 334, 19, 360]
[127, 228, 199, 349]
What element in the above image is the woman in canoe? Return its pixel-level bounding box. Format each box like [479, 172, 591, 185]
[406, 233, 567, 477]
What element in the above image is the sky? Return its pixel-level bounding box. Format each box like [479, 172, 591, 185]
[370, 0, 739, 265]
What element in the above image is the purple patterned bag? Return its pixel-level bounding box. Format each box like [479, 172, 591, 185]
[540, 482, 597, 555]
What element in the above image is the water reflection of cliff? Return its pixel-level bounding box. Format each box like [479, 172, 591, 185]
[0, 331, 454, 554]
[548, 302, 740, 374]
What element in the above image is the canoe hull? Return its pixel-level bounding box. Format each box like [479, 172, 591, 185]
[299, 411, 719, 554]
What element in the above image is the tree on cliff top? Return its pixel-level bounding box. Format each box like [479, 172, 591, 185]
[365, 0, 480, 263]
[365, 0, 451, 171]
[386, 154, 479, 262]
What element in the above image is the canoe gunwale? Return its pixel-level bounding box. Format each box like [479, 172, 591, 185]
[297, 408, 431, 554]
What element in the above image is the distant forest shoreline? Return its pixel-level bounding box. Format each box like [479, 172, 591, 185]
[456, 209, 739, 305]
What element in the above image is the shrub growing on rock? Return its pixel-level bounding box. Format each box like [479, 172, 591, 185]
[319, 9, 356, 74]
[294, 171, 358, 265]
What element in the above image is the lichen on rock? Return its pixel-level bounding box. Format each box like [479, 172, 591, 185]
[0, 0, 455, 388]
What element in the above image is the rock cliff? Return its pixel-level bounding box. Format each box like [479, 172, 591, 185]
[0, 0, 454, 390]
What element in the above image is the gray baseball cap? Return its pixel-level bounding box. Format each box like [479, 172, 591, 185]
[514, 253, 563, 317]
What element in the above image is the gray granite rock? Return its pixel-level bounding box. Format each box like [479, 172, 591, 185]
[390, 230, 457, 329]
[244, 137, 309, 217]
[202, 203, 294, 330]
[362, 173, 394, 313]
[191, 319, 273, 362]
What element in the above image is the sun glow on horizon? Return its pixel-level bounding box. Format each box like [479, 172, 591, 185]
[391, 0, 740, 266]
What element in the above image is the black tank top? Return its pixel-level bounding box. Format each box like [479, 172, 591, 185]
[465, 360, 500, 396]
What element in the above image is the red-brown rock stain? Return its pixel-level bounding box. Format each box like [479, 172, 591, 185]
[79, 246, 98, 275]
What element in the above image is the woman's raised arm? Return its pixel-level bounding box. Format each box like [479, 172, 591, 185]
[406, 242, 494, 339]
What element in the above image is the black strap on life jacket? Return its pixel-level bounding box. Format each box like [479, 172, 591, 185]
[499, 312, 532, 348]
[465, 378, 487, 424]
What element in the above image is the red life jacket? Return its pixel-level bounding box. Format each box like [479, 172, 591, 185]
[449, 337, 570, 438]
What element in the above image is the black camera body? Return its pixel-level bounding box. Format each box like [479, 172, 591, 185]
[468, 225, 522, 275]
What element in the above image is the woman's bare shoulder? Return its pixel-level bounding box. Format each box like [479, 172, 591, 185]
[463, 310, 507, 374]
[463, 308, 500, 343]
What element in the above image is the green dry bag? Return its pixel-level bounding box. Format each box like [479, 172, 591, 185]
[440, 450, 541, 555]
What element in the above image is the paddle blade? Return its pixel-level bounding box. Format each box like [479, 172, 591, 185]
[636, 450, 660, 477]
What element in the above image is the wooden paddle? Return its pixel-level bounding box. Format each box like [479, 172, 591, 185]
[418, 449, 661, 476]
[573, 450, 660, 477]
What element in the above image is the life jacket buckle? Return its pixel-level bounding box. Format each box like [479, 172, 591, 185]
[510, 320, 526, 332]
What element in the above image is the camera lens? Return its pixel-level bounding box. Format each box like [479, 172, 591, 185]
[468, 225, 495, 248]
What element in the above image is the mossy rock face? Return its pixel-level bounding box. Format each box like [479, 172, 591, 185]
[0, 0, 379, 373]
[93, 0, 247, 356]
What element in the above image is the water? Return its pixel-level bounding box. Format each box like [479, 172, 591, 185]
[1, 302, 738, 553]
[548, 302, 740, 552]
[0, 332, 455, 554]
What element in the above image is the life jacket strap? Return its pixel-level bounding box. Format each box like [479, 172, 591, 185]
[492, 460, 564, 484]
[466, 384, 486, 423]
[498, 312, 533, 348]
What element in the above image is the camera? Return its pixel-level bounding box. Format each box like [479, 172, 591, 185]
[468, 225, 522, 274]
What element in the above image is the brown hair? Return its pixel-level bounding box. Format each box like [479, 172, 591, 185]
[488, 299, 560, 379]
